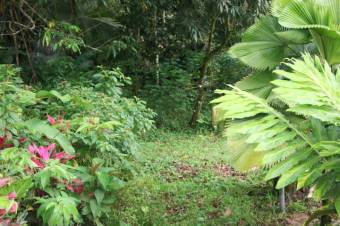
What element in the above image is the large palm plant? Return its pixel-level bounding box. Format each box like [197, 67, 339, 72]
[213, 0, 340, 224]
[228, 0, 340, 96]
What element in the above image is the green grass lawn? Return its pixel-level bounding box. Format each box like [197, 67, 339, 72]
[112, 131, 310, 226]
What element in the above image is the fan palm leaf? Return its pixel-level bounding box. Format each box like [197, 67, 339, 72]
[235, 71, 277, 98]
[229, 16, 287, 70]
[271, 0, 296, 17]
[278, 0, 340, 64]
[229, 15, 312, 70]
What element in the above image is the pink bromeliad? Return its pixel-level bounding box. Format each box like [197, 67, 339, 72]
[28, 143, 74, 168]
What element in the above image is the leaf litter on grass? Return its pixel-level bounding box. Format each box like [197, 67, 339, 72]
[112, 132, 312, 226]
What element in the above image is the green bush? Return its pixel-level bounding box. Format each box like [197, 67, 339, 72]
[0, 65, 154, 225]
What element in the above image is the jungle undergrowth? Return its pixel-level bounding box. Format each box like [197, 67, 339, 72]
[112, 131, 312, 226]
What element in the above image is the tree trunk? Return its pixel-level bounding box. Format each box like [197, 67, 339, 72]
[156, 53, 160, 86]
[189, 18, 216, 128]
[154, 9, 160, 86]
[189, 18, 229, 128]
[70, 0, 77, 17]
[189, 58, 209, 128]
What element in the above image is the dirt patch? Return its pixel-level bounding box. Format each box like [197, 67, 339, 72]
[213, 163, 245, 178]
[160, 170, 175, 182]
[175, 163, 199, 178]
[166, 205, 186, 216]
[284, 213, 309, 226]
[208, 210, 221, 219]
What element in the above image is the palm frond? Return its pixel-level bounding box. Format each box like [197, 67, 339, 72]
[273, 54, 340, 124]
[235, 71, 277, 98]
[271, 0, 294, 17]
[212, 87, 318, 188]
[274, 30, 311, 44]
[229, 16, 286, 70]
[278, 0, 340, 64]
[224, 134, 264, 171]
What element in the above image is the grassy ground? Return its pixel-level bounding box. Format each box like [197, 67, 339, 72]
[113, 131, 310, 226]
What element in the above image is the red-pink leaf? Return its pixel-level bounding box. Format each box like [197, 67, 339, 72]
[0, 178, 11, 188]
[7, 192, 16, 200]
[47, 115, 56, 125]
[9, 202, 18, 213]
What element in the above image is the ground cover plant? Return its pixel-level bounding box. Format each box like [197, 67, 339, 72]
[112, 131, 313, 225]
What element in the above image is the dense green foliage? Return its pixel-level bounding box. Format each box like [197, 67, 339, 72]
[0, 0, 267, 129]
[214, 0, 340, 224]
[1, 0, 261, 224]
[1, 0, 339, 225]
[0, 65, 154, 225]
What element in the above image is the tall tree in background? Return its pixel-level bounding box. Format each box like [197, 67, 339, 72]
[0, 0, 122, 80]
[1, 0, 269, 129]
[187, 0, 269, 128]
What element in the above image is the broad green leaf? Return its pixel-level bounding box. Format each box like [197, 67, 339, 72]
[314, 141, 340, 157]
[94, 189, 105, 204]
[226, 135, 264, 171]
[235, 71, 277, 98]
[36, 90, 71, 103]
[313, 173, 335, 200]
[297, 168, 323, 189]
[275, 30, 311, 44]
[0, 197, 10, 209]
[271, 0, 293, 17]
[96, 171, 111, 191]
[278, 0, 340, 64]
[24, 119, 75, 154]
[110, 177, 125, 191]
[0, 178, 33, 199]
[90, 199, 99, 218]
[265, 149, 314, 181]
[229, 16, 287, 70]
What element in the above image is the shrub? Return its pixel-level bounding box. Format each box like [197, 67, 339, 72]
[0, 65, 154, 225]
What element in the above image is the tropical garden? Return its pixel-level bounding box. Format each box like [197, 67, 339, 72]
[0, 0, 339, 225]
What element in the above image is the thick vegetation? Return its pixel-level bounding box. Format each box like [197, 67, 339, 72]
[0, 0, 339, 225]
[0, 0, 263, 225]
[0, 64, 154, 225]
[214, 0, 340, 225]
